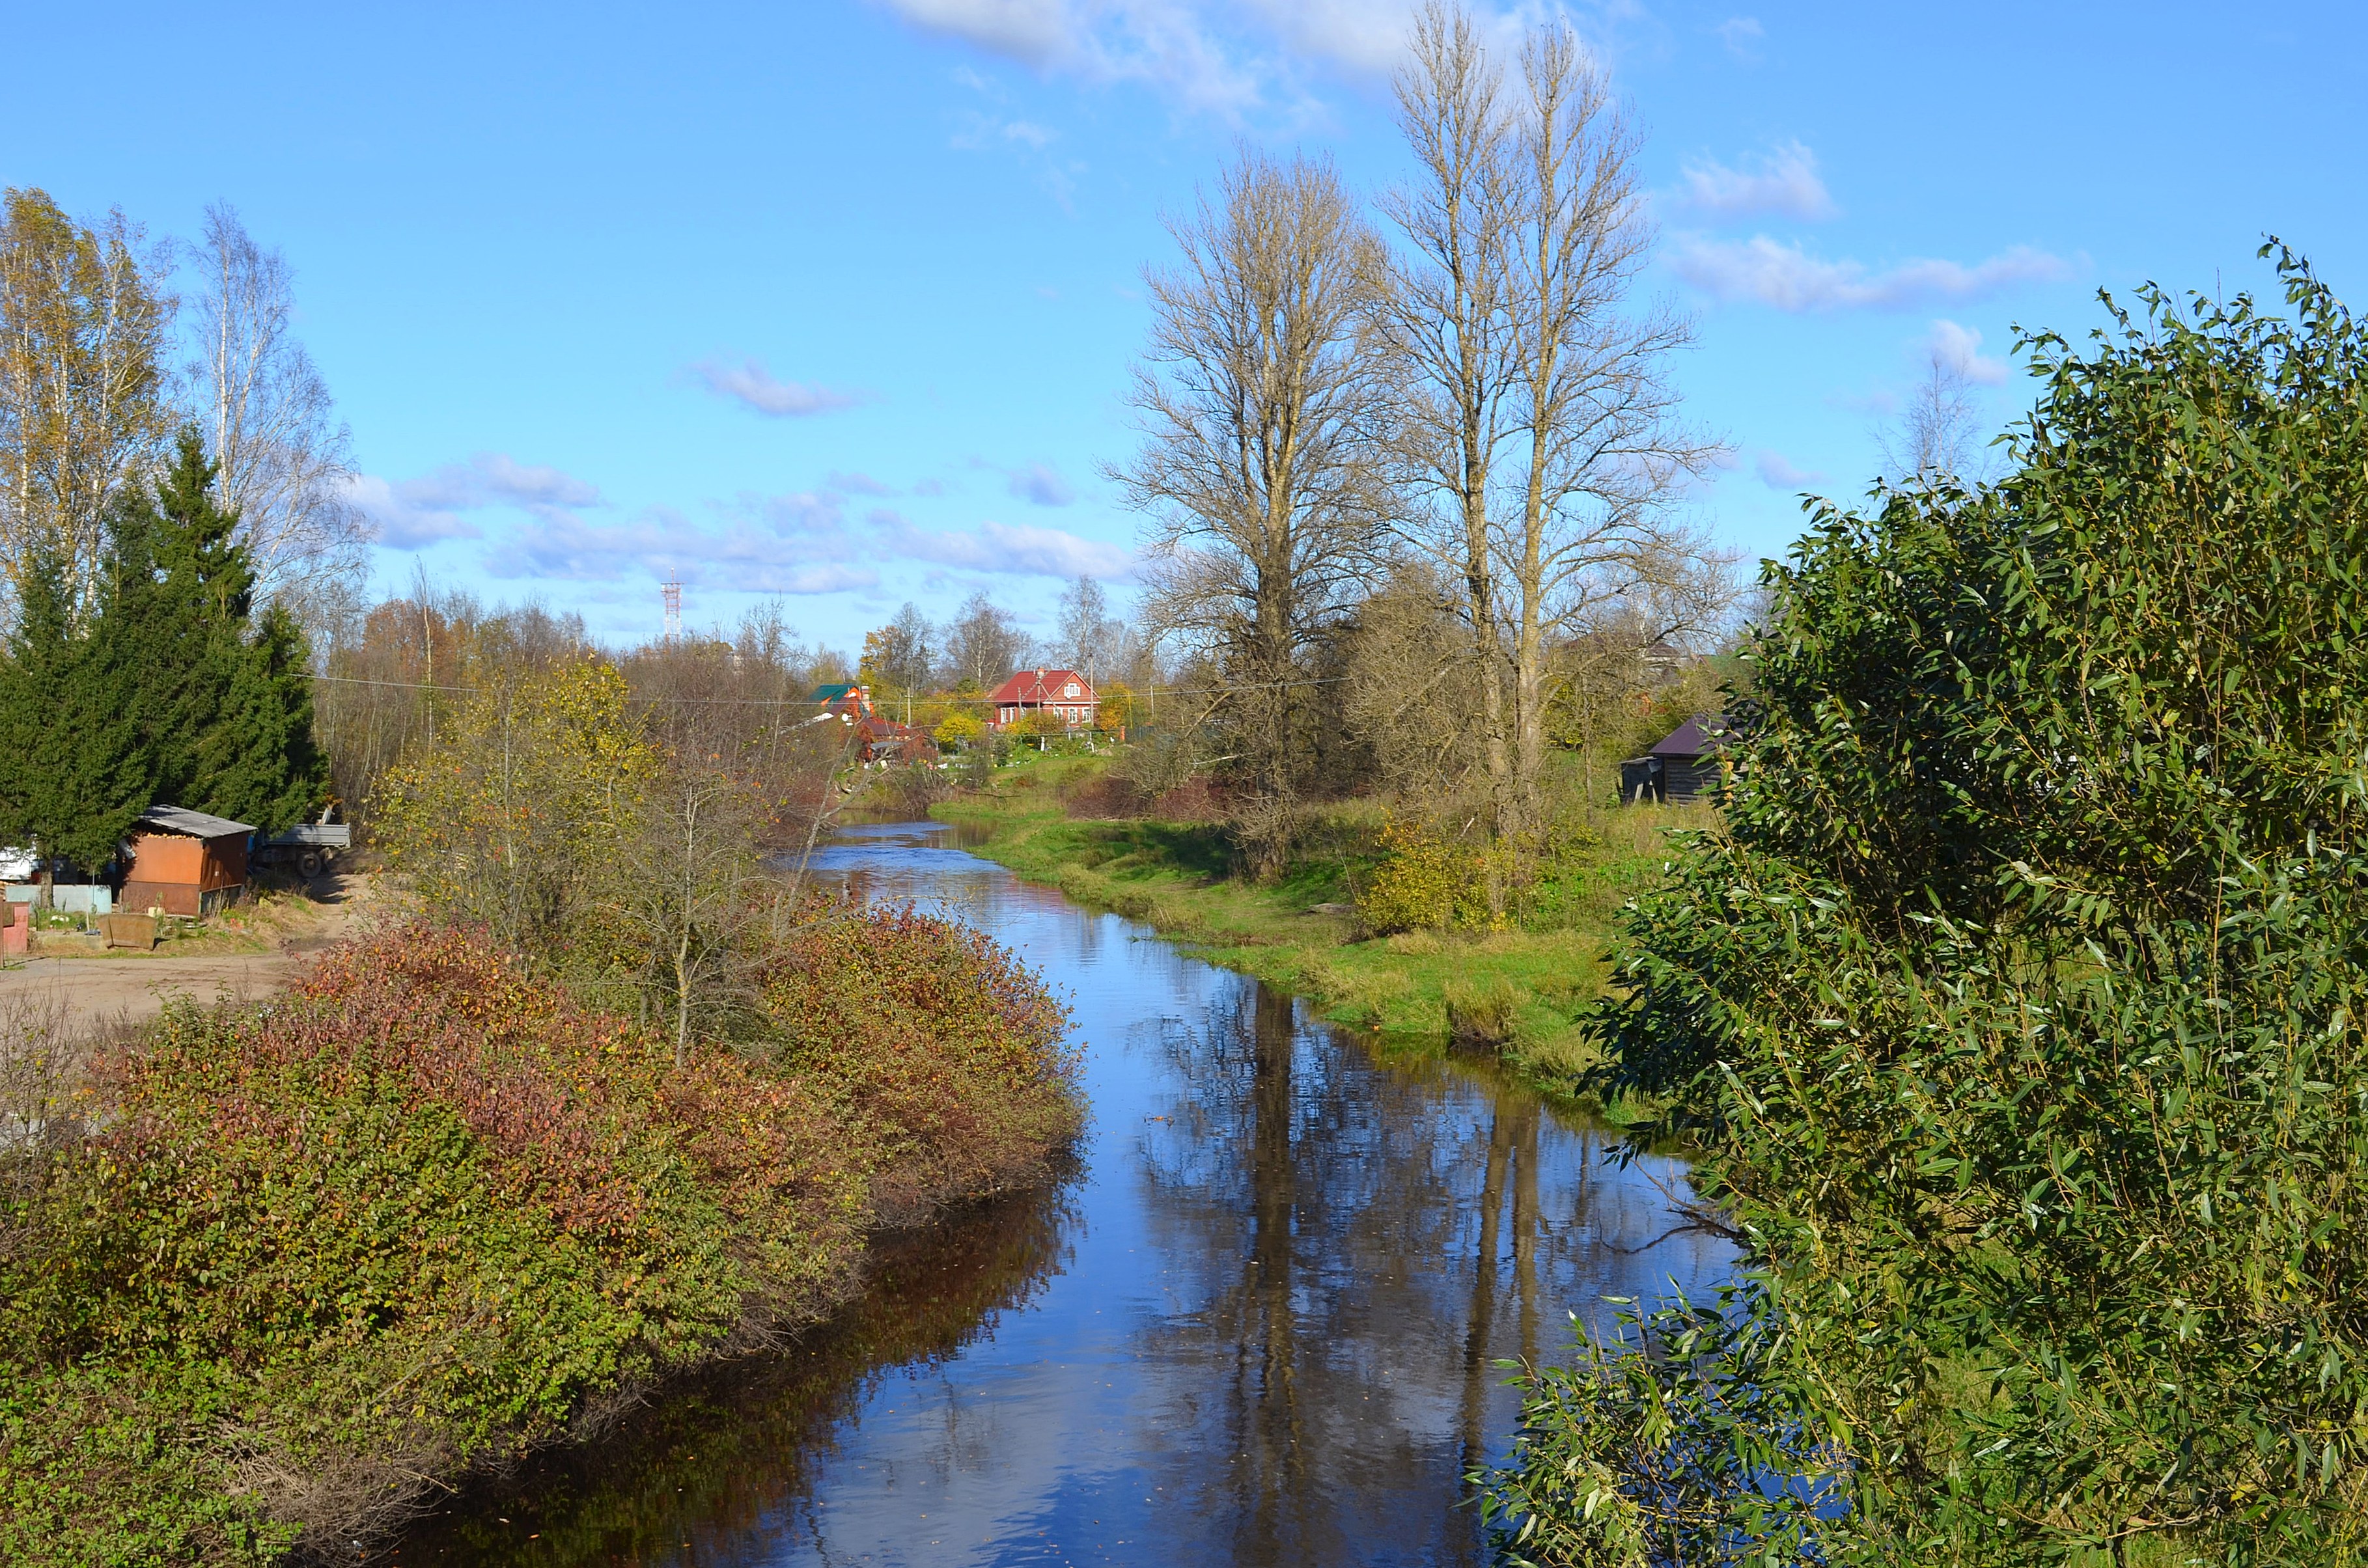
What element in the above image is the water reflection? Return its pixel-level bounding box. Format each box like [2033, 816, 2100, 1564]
[402, 821, 1730, 1566]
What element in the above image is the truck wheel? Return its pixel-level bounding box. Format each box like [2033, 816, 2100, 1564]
[297, 849, 325, 879]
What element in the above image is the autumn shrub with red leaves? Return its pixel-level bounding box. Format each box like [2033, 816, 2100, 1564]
[759, 902, 1083, 1224]
[0, 911, 1078, 1567]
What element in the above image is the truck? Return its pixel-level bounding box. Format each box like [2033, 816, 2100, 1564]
[255, 822, 352, 881]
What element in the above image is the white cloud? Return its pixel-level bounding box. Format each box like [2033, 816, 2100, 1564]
[1007, 461, 1076, 506]
[881, 0, 1264, 113]
[1240, 0, 1424, 75]
[880, 516, 1134, 579]
[344, 474, 479, 549]
[1753, 449, 1823, 489]
[685, 357, 868, 418]
[485, 507, 880, 593]
[740, 489, 850, 537]
[349, 453, 606, 548]
[826, 470, 895, 496]
[1674, 236, 2073, 312]
[1712, 15, 1762, 60]
[885, 0, 1074, 64]
[1673, 141, 1834, 223]
[1923, 318, 2009, 385]
[876, 0, 1559, 114]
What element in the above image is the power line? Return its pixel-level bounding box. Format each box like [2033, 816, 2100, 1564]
[310, 670, 1348, 704]
[311, 672, 822, 708]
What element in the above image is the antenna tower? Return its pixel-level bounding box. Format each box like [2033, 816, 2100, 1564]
[662, 576, 682, 644]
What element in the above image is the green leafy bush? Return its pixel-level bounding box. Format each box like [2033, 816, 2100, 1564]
[1499, 253, 2368, 1565]
[1479, 1282, 1836, 1568]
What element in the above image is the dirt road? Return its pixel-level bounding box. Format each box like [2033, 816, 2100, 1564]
[0, 873, 392, 1034]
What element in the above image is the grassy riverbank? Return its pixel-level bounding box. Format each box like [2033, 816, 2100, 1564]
[929, 754, 1712, 1096]
[0, 912, 1081, 1566]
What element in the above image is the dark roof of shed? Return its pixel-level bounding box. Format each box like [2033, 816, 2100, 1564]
[139, 805, 256, 840]
[1648, 716, 1724, 759]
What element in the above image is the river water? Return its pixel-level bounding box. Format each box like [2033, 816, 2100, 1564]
[400, 821, 1732, 1567]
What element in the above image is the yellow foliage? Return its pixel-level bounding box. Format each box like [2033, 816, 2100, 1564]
[1012, 709, 1067, 741]
[372, 660, 660, 946]
[934, 710, 986, 748]
[1358, 814, 1501, 935]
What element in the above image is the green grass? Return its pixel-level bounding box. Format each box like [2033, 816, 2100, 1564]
[930, 756, 1714, 1101]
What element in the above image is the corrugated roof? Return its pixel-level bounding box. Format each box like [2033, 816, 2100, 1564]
[1649, 717, 1723, 759]
[139, 805, 257, 839]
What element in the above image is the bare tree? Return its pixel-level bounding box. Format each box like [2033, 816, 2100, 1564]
[1378, 2, 1520, 875]
[0, 188, 174, 622]
[607, 756, 777, 1069]
[1112, 146, 1389, 876]
[943, 590, 1025, 692]
[0, 987, 84, 1266]
[1876, 351, 1990, 486]
[871, 601, 936, 693]
[1496, 23, 1729, 843]
[1384, 7, 1729, 897]
[1338, 562, 1490, 806]
[1057, 574, 1123, 682]
[189, 204, 367, 609]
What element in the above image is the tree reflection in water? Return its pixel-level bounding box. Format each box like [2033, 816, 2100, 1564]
[1128, 981, 1723, 1567]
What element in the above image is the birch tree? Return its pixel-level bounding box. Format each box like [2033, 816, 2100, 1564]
[1113, 148, 1388, 876]
[945, 589, 1024, 692]
[189, 204, 367, 608]
[0, 188, 174, 622]
[1056, 574, 1124, 682]
[1876, 351, 1990, 485]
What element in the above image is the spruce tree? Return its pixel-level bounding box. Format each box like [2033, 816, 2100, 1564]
[95, 430, 326, 835]
[0, 547, 150, 873]
[193, 599, 326, 832]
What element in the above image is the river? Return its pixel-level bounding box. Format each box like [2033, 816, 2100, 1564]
[398, 820, 1733, 1566]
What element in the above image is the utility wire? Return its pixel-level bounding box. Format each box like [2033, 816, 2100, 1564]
[309, 670, 1347, 703]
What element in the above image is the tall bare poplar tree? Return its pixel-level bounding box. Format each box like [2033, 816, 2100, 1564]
[191, 204, 366, 608]
[1386, 6, 1728, 887]
[1378, 3, 1520, 861]
[0, 188, 174, 621]
[1115, 148, 1386, 876]
[1497, 24, 1727, 842]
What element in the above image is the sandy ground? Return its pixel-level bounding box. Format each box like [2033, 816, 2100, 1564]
[0, 872, 395, 1034]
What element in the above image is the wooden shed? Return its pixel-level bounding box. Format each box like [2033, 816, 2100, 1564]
[1621, 715, 1727, 805]
[120, 805, 255, 917]
[1649, 715, 1727, 803]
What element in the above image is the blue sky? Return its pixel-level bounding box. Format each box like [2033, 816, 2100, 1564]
[10, 1, 2364, 652]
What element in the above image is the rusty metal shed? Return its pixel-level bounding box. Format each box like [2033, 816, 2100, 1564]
[120, 805, 255, 917]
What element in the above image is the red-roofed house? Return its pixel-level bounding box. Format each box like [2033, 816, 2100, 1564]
[812, 682, 873, 720]
[990, 668, 1098, 730]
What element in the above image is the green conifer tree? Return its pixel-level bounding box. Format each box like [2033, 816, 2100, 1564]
[0, 546, 150, 872]
[94, 430, 326, 835]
